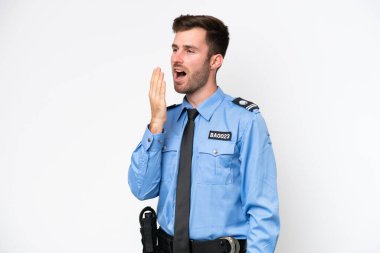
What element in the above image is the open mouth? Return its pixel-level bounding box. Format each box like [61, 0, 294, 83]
[174, 69, 187, 81]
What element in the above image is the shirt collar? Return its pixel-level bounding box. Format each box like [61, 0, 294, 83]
[177, 87, 225, 121]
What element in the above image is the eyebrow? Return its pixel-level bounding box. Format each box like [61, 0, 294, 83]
[171, 44, 199, 50]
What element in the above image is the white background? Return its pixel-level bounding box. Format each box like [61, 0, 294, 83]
[1, 0, 380, 252]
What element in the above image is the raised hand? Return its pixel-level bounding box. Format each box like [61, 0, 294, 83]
[149, 67, 167, 134]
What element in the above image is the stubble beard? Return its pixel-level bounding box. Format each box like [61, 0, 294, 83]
[174, 59, 211, 95]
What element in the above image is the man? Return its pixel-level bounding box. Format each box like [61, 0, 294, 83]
[129, 15, 280, 253]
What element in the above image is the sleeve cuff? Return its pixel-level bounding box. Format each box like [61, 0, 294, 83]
[142, 125, 165, 151]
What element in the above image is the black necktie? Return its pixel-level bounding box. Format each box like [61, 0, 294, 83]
[173, 108, 199, 253]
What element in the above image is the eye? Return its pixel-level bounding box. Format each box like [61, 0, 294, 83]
[172, 48, 178, 52]
[186, 49, 194, 53]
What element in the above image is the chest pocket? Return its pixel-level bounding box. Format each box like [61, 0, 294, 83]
[196, 141, 236, 185]
[161, 138, 179, 182]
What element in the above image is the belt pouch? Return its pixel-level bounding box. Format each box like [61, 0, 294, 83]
[139, 206, 158, 253]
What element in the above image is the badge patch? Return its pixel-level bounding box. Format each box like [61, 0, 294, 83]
[208, 131, 232, 141]
[233, 97, 259, 111]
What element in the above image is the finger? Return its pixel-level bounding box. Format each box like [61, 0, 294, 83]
[160, 80, 166, 103]
[156, 71, 164, 98]
[150, 67, 161, 91]
[152, 67, 161, 89]
[153, 68, 163, 100]
[149, 68, 158, 97]
[158, 72, 165, 97]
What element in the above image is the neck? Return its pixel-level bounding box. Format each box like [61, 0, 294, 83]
[186, 81, 218, 108]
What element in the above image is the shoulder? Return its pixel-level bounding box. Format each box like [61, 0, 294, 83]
[222, 94, 268, 135]
[219, 95, 264, 134]
[222, 94, 260, 116]
[166, 104, 180, 111]
[231, 97, 259, 112]
[223, 95, 271, 137]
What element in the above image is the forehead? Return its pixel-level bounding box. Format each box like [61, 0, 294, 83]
[172, 28, 208, 48]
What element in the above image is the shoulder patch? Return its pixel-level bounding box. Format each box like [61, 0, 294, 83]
[167, 104, 179, 110]
[232, 97, 259, 111]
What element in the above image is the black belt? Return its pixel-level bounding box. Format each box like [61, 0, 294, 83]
[157, 228, 247, 253]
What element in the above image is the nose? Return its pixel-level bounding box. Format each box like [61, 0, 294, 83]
[171, 50, 183, 65]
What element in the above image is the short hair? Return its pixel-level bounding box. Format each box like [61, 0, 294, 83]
[172, 15, 230, 58]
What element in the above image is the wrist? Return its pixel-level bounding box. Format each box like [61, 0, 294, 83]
[149, 120, 165, 134]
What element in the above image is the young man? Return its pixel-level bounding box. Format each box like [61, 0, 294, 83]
[129, 15, 280, 253]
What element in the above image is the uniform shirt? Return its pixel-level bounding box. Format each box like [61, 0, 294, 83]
[128, 87, 280, 253]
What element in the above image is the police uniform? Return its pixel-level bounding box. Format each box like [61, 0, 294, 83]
[128, 87, 280, 253]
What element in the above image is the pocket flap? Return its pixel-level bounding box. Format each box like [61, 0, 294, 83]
[198, 141, 235, 156]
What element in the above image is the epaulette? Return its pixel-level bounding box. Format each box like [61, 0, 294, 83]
[232, 97, 259, 111]
[167, 104, 179, 110]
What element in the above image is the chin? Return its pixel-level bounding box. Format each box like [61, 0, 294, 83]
[174, 86, 187, 94]
[174, 82, 188, 94]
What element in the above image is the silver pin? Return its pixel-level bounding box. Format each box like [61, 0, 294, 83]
[239, 100, 248, 106]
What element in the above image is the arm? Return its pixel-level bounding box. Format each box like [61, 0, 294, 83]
[128, 126, 165, 200]
[128, 67, 167, 200]
[239, 111, 280, 253]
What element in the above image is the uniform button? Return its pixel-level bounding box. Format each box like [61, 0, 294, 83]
[163, 146, 166, 151]
[158, 140, 162, 144]
[147, 138, 151, 142]
[213, 149, 218, 155]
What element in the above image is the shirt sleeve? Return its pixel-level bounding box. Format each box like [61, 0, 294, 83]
[239, 111, 280, 253]
[128, 125, 165, 200]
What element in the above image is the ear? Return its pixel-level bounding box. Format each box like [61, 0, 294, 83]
[209, 54, 223, 70]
